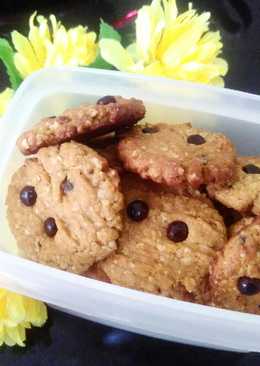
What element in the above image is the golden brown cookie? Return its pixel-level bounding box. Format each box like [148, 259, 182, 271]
[210, 217, 260, 314]
[118, 123, 236, 194]
[213, 157, 260, 215]
[6, 141, 123, 273]
[99, 174, 227, 302]
[17, 96, 145, 155]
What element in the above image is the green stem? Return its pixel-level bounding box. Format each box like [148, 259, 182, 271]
[0, 38, 22, 90]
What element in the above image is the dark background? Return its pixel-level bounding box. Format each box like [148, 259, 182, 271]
[0, 1, 260, 365]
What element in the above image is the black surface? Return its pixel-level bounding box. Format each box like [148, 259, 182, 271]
[0, 1, 260, 365]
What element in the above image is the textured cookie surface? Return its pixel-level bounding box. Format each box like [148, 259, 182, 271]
[118, 123, 236, 193]
[99, 174, 226, 302]
[6, 141, 123, 273]
[213, 157, 260, 215]
[210, 218, 260, 314]
[17, 96, 145, 155]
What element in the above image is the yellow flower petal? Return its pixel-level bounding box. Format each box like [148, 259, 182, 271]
[28, 13, 50, 66]
[136, 0, 165, 62]
[167, 60, 226, 84]
[0, 324, 4, 345]
[6, 324, 26, 347]
[100, 0, 228, 86]
[11, 31, 40, 78]
[11, 12, 97, 78]
[21, 321, 32, 329]
[0, 289, 47, 347]
[100, 39, 134, 71]
[23, 296, 47, 327]
[6, 293, 26, 324]
[210, 76, 225, 87]
[160, 11, 211, 67]
[0, 88, 14, 116]
[184, 31, 223, 64]
[163, 0, 178, 24]
[214, 57, 228, 75]
[126, 43, 139, 62]
[143, 61, 165, 76]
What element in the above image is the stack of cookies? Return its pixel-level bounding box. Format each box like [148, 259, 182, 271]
[7, 96, 260, 315]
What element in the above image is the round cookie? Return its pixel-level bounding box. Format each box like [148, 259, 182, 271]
[118, 123, 236, 193]
[99, 174, 227, 302]
[6, 141, 123, 273]
[17, 96, 145, 155]
[213, 157, 260, 215]
[210, 217, 260, 314]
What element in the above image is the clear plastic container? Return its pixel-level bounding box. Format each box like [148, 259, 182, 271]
[0, 67, 260, 353]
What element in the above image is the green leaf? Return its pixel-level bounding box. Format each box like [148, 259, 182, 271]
[89, 19, 122, 70]
[0, 38, 22, 90]
[88, 52, 114, 70]
[99, 19, 121, 42]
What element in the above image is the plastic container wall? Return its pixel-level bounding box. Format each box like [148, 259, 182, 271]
[0, 67, 260, 352]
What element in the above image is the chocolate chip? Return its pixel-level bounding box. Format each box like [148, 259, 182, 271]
[187, 134, 206, 145]
[142, 126, 159, 134]
[242, 164, 260, 174]
[97, 96, 116, 105]
[61, 178, 74, 193]
[127, 200, 149, 222]
[167, 221, 188, 242]
[44, 217, 58, 237]
[20, 186, 37, 206]
[237, 276, 260, 296]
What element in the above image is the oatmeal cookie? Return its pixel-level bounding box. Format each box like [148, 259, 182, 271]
[99, 174, 226, 302]
[17, 96, 145, 155]
[6, 141, 123, 273]
[210, 217, 260, 314]
[118, 123, 236, 194]
[213, 157, 260, 215]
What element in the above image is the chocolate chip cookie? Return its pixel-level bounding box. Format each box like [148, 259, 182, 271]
[99, 174, 227, 302]
[17, 96, 145, 155]
[118, 123, 236, 194]
[213, 157, 260, 215]
[210, 217, 260, 314]
[6, 141, 123, 273]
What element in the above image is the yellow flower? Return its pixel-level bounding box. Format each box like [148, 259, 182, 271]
[100, 0, 228, 86]
[0, 88, 13, 117]
[0, 289, 47, 346]
[11, 12, 98, 78]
